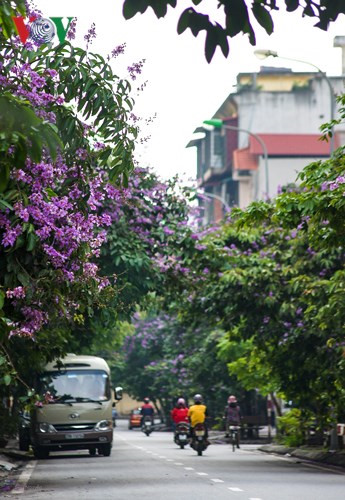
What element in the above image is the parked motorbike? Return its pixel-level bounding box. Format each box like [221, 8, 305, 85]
[190, 423, 209, 456]
[141, 416, 153, 436]
[174, 422, 190, 449]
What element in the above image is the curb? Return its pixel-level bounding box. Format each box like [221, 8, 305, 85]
[258, 444, 345, 469]
[0, 448, 33, 462]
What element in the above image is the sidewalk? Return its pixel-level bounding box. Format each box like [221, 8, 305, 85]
[0, 451, 20, 494]
[0, 440, 32, 494]
[209, 425, 276, 445]
[258, 443, 345, 468]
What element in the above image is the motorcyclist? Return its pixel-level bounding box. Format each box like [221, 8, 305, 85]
[171, 398, 189, 424]
[225, 395, 241, 448]
[140, 397, 155, 426]
[188, 394, 209, 442]
[171, 398, 189, 431]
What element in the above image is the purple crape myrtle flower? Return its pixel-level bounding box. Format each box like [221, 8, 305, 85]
[6, 287, 26, 299]
[127, 59, 146, 80]
[109, 43, 126, 59]
[66, 17, 77, 40]
[2, 225, 22, 247]
[163, 227, 175, 236]
[84, 22, 97, 46]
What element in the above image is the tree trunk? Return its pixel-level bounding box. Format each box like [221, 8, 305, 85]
[270, 392, 282, 417]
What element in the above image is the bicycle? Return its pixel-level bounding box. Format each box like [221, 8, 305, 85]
[228, 424, 240, 452]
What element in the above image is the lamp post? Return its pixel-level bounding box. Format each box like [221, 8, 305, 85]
[197, 191, 231, 212]
[196, 191, 230, 225]
[203, 118, 269, 198]
[254, 49, 335, 154]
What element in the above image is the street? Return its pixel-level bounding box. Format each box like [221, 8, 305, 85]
[7, 420, 345, 499]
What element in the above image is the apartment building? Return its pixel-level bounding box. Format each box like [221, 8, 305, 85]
[188, 66, 345, 223]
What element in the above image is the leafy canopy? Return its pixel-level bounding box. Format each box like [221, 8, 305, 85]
[122, 1, 345, 62]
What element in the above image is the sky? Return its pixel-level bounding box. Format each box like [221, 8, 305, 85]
[34, 1, 345, 181]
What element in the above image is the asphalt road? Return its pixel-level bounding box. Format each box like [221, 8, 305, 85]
[9, 420, 345, 499]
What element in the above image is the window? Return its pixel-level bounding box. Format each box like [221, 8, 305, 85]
[213, 130, 224, 156]
[38, 369, 111, 402]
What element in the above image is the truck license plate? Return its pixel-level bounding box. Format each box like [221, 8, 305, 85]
[65, 433, 85, 439]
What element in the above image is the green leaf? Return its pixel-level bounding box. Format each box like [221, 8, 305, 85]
[4, 374, 11, 386]
[177, 8, 192, 34]
[0, 290, 5, 310]
[26, 233, 37, 252]
[123, 0, 149, 19]
[252, 4, 274, 35]
[205, 27, 218, 63]
[0, 163, 10, 192]
[285, 0, 299, 12]
[0, 198, 13, 210]
[17, 272, 30, 287]
[225, 0, 249, 37]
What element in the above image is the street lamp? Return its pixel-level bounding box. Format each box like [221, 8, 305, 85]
[203, 118, 269, 198]
[254, 49, 335, 154]
[197, 191, 231, 212]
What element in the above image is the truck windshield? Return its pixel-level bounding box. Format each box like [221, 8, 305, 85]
[38, 369, 110, 402]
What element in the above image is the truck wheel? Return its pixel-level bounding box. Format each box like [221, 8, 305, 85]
[98, 443, 111, 457]
[34, 446, 49, 459]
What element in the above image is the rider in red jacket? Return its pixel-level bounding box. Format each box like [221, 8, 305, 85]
[140, 397, 155, 425]
[171, 398, 189, 426]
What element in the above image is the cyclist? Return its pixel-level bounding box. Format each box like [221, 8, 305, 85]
[225, 395, 241, 448]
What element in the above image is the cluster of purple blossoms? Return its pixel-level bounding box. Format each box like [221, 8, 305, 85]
[321, 175, 345, 192]
[0, 61, 64, 125]
[2, 157, 113, 336]
[109, 43, 126, 59]
[67, 18, 77, 41]
[6, 287, 26, 299]
[127, 59, 145, 81]
[84, 22, 97, 46]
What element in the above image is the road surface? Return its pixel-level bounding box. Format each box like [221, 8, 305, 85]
[8, 420, 345, 499]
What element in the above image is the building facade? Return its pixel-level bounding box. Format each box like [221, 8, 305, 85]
[188, 67, 345, 223]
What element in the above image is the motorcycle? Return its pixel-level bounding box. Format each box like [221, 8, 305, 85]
[141, 416, 153, 436]
[190, 423, 209, 456]
[174, 422, 190, 449]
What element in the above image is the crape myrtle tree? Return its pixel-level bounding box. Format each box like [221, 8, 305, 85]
[156, 140, 345, 434]
[112, 313, 245, 424]
[122, 0, 345, 62]
[0, 2, 138, 411]
[0, 1, 203, 421]
[70, 167, 197, 354]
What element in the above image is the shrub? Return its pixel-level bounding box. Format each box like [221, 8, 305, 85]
[277, 408, 309, 447]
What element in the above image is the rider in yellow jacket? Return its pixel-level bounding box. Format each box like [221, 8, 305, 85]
[188, 394, 209, 441]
